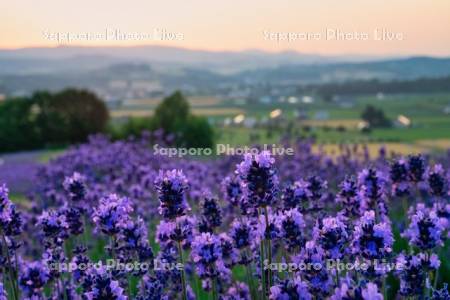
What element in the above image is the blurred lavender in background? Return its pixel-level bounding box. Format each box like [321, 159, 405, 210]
[0, 151, 41, 194]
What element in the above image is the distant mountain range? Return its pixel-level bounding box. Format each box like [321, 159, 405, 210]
[1, 46, 450, 95]
[0, 45, 391, 75]
[235, 56, 450, 83]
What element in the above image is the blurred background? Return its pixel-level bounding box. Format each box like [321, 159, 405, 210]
[1, 0, 450, 192]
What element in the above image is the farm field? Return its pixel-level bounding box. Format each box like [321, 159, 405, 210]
[210, 93, 450, 151]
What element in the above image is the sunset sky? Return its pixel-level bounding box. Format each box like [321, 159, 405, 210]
[1, 0, 449, 56]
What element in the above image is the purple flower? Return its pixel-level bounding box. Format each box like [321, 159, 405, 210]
[187, 284, 197, 300]
[396, 252, 440, 296]
[0, 283, 7, 300]
[156, 220, 177, 244]
[71, 246, 91, 283]
[221, 282, 250, 300]
[256, 208, 280, 241]
[352, 210, 393, 259]
[276, 208, 305, 250]
[83, 266, 127, 300]
[313, 216, 349, 259]
[281, 180, 311, 211]
[19, 261, 50, 298]
[407, 154, 426, 183]
[61, 206, 84, 236]
[198, 195, 222, 233]
[190, 232, 231, 287]
[305, 176, 328, 204]
[51, 279, 80, 300]
[269, 276, 312, 300]
[0, 184, 12, 224]
[136, 275, 168, 300]
[236, 151, 278, 208]
[2, 208, 22, 237]
[119, 217, 154, 261]
[390, 158, 410, 196]
[229, 218, 254, 250]
[218, 233, 239, 268]
[229, 218, 256, 265]
[0, 184, 23, 236]
[42, 246, 66, 280]
[357, 168, 388, 214]
[221, 176, 243, 207]
[154, 169, 190, 219]
[433, 202, 450, 232]
[92, 194, 133, 235]
[330, 282, 361, 300]
[430, 283, 450, 300]
[336, 177, 361, 217]
[153, 243, 179, 286]
[402, 205, 443, 250]
[63, 172, 87, 202]
[294, 241, 333, 297]
[191, 232, 222, 267]
[330, 281, 382, 300]
[38, 210, 69, 247]
[156, 216, 195, 248]
[361, 283, 383, 300]
[427, 164, 448, 197]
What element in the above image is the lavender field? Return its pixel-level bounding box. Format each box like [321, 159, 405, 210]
[0, 133, 449, 300]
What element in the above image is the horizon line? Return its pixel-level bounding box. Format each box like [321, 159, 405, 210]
[1, 44, 450, 59]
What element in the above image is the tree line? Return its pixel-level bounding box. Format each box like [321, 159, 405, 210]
[0, 89, 214, 153]
[299, 76, 450, 100]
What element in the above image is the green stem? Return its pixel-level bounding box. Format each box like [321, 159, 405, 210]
[195, 274, 201, 298]
[258, 208, 267, 300]
[245, 262, 256, 300]
[244, 247, 258, 299]
[212, 277, 218, 300]
[264, 207, 272, 290]
[58, 280, 63, 299]
[177, 241, 188, 300]
[62, 278, 68, 300]
[259, 241, 266, 300]
[1, 233, 18, 300]
[110, 236, 116, 259]
[280, 247, 290, 279]
[433, 246, 443, 289]
[64, 238, 73, 260]
[83, 216, 89, 246]
[401, 197, 409, 215]
[13, 250, 20, 299]
[433, 268, 439, 289]
[245, 265, 252, 298]
[127, 274, 133, 298]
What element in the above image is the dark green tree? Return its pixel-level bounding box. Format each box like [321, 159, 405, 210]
[152, 91, 190, 133]
[150, 91, 214, 148]
[0, 98, 40, 151]
[181, 115, 214, 148]
[0, 88, 109, 152]
[50, 89, 109, 143]
[361, 105, 391, 128]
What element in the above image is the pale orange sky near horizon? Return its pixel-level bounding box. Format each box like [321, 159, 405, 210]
[1, 0, 449, 56]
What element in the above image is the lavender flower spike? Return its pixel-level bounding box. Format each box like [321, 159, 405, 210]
[154, 169, 190, 219]
[352, 210, 394, 259]
[402, 205, 444, 250]
[63, 172, 87, 202]
[92, 194, 133, 235]
[236, 151, 278, 208]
